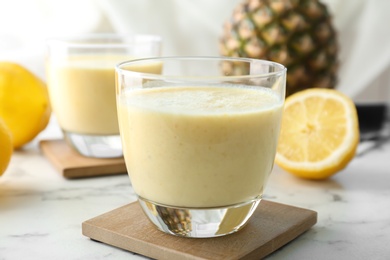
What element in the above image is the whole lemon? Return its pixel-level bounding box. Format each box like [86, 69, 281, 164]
[0, 62, 51, 149]
[0, 117, 12, 175]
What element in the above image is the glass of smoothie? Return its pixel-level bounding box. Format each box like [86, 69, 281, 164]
[116, 57, 286, 238]
[46, 34, 162, 158]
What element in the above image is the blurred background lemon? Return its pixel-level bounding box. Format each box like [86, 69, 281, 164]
[0, 62, 51, 149]
[0, 117, 12, 176]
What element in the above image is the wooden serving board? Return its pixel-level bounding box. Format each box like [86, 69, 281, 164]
[82, 200, 317, 260]
[40, 139, 127, 178]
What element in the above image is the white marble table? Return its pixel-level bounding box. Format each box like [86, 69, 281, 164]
[1, 118, 390, 260]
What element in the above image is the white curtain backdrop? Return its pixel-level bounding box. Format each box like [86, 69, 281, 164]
[0, 0, 389, 103]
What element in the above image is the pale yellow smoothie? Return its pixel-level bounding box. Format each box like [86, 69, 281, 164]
[118, 85, 283, 208]
[46, 56, 162, 135]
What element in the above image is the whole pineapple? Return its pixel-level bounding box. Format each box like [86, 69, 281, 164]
[220, 0, 338, 96]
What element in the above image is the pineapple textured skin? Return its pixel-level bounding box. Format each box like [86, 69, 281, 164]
[220, 0, 338, 96]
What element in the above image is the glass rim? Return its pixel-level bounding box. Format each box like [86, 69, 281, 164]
[46, 33, 162, 49]
[115, 56, 287, 81]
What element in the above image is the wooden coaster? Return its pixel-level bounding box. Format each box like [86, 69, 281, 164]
[82, 200, 317, 260]
[40, 139, 127, 178]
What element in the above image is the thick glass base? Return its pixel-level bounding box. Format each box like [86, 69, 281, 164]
[63, 131, 123, 158]
[138, 196, 261, 238]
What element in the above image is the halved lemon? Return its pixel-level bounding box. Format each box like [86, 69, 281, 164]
[275, 88, 359, 180]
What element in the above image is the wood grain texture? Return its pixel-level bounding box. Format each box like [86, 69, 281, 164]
[82, 200, 317, 260]
[40, 139, 127, 178]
